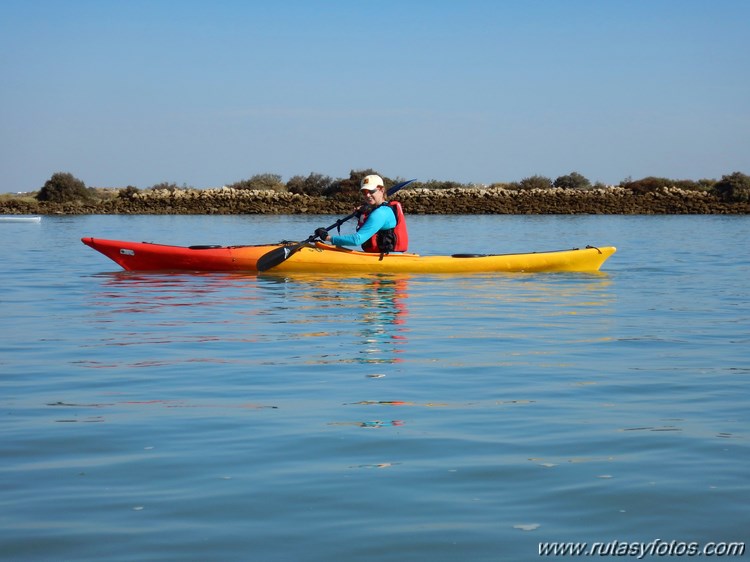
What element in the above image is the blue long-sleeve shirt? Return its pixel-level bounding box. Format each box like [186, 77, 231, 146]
[330, 205, 396, 248]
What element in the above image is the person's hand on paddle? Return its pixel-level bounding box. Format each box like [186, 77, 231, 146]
[314, 227, 329, 241]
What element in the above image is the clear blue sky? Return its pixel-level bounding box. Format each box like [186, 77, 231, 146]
[1, 0, 748, 192]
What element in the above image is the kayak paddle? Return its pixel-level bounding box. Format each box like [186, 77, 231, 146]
[256, 178, 416, 272]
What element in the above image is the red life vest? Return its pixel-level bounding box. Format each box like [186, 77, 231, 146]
[357, 201, 408, 253]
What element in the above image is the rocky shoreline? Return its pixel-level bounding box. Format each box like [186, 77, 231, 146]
[2, 185, 749, 215]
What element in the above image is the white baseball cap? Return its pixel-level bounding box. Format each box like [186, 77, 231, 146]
[360, 174, 384, 192]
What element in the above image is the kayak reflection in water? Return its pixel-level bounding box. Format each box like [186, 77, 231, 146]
[358, 276, 409, 365]
[315, 174, 409, 257]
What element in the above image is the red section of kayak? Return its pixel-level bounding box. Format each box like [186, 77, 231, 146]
[81, 237, 273, 272]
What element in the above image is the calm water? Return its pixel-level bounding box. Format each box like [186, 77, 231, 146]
[1, 215, 748, 561]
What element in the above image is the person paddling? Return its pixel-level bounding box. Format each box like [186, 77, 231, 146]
[315, 174, 409, 256]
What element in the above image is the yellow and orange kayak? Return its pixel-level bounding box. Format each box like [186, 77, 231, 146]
[82, 237, 616, 274]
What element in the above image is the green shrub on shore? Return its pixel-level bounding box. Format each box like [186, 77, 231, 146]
[712, 172, 750, 202]
[619, 176, 715, 193]
[675, 178, 715, 192]
[36, 172, 92, 203]
[118, 186, 141, 200]
[228, 173, 285, 191]
[619, 176, 674, 193]
[512, 175, 554, 191]
[325, 169, 387, 199]
[286, 172, 334, 196]
[554, 172, 591, 190]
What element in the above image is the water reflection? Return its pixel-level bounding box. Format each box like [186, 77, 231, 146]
[86, 271, 413, 367]
[358, 276, 409, 364]
[83, 271, 266, 366]
[85, 270, 615, 372]
[265, 273, 411, 365]
[90, 271, 262, 313]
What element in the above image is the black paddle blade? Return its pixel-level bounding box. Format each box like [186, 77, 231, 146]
[256, 245, 293, 272]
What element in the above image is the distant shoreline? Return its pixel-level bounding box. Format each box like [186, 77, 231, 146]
[2, 186, 749, 215]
